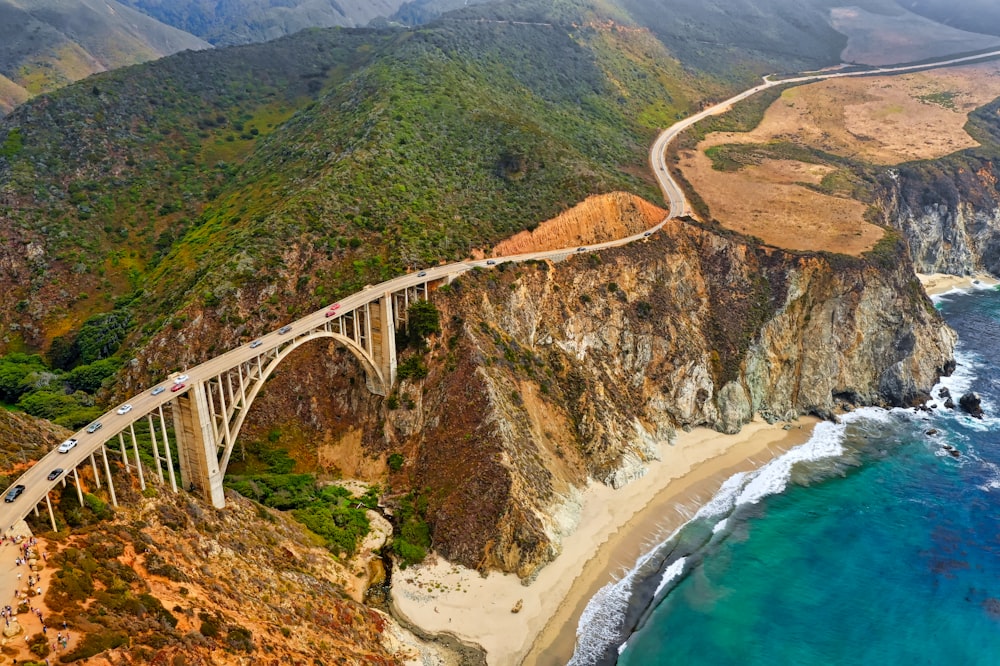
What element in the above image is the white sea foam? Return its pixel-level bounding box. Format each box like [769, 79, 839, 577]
[694, 471, 747, 520]
[930, 279, 997, 304]
[568, 546, 660, 666]
[712, 518, 728, 534]
[653, 557, 687, 597]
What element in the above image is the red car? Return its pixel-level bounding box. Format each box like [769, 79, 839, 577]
[170, 383, 186, 393]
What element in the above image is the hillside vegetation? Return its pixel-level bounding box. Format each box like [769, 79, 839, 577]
[0, 1, 725, 371]
[118, 0, 408, 45]
[0, 0, 209, 113]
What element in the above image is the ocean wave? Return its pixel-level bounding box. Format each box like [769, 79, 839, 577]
[930, 280, 998, 304]
[568, 546, 661, 666]
[653, 557, 687, 597]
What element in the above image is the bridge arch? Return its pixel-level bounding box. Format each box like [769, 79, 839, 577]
[219, 329, 387, 475]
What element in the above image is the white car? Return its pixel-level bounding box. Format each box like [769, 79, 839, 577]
[57, 438, 78, 454]
[174, 374, 189, 384]
[116, 404, 133, 415]
[151, 386, 166, 396]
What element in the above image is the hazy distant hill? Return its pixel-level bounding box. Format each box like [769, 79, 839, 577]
[0, 0, 209, 113]
[117, 0, 409, 45]
[898, 0, 1000, 37]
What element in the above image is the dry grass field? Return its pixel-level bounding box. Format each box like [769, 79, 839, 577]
[676, 61, 1000, 256]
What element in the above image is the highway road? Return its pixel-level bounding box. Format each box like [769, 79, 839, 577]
[649, 47, 1000, 217]
[5, 45, 1000, 531]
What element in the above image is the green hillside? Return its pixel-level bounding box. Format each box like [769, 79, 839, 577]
[0, 0, 907, 396]
[0, 0, 209, 113]
[0, 2, 720, 362]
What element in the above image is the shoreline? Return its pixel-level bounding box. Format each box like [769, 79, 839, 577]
[918, 271, 998, 296]
[391, 416, 819, 666]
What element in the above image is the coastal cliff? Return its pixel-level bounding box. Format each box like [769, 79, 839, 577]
[887, 162, 1000, 276]
[383, 215, 955, 578]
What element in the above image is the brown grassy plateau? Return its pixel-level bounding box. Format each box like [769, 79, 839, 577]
[677, 61, 1000, 255]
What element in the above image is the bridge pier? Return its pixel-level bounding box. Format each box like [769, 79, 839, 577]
[172, 384, 226, 508]
[367, 294, 397, 395]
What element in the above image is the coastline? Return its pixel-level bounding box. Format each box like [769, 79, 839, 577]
[918, 271, 998, 296]
[391, 416, 819, 666]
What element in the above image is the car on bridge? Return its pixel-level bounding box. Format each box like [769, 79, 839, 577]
[58, 438, 78, 453]
[47, 469, 63, 481]
[643, 231, 652, 237]
[151, 386, 166, 396]
[249, 339, 263, 349]
[325, 309, 339, 318]
[418, 271, 427, 277]
[577, 247, 586, 252]
[171, 383, 186, 393]
[486, 260, 497, 266]
[278, 325, 292, 334]
[174, 374, 189, 384]
[4, 485, 24, 503]
[116, 404, 133, 415]
[85, 422, 102, 434]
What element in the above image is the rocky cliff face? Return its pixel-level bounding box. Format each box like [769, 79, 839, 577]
[381, 217, 955, 578]
[886, 160, 1000, 276]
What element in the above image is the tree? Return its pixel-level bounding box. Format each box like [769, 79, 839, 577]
[407, 300, 440, 347]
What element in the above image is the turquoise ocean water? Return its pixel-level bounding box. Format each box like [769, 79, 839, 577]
[570, 284, 1000, 665]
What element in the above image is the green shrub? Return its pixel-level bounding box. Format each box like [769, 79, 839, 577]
[387, 453, 404, 472]
[61, 629, 128, 661]
[396, 356, 428, 381]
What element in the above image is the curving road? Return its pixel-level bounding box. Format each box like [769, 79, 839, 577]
[5, 47, 1000, 532]
[649, 47, 1000, 217]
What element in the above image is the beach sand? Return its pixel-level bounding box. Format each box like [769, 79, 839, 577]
[391, 416, 820, 666]
[918, 271, 998, 296]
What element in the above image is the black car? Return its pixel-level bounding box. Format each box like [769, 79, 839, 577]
[47, 469, 64, 481]
[4, 485, 25, 503]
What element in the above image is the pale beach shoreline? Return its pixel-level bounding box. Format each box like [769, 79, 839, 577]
[391, 416, 820, 666]
[918, 271, 998, 296]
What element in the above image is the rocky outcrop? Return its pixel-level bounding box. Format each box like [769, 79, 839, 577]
[398, 216, 954, 578]
[884, 147, 1000, 276]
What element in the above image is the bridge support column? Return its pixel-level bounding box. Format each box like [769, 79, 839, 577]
[73, 469, 84, 507]
[101, 445, 117, 507]
[45, 493, 56, 532]
[172, 383, 226, 508]
[367, 294, 396, 395]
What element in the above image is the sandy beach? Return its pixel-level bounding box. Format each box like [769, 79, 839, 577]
[392, 416, 819, 666]
[918, 271, 998, 296]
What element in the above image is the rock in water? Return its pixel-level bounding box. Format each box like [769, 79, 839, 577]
[944, 397, 955, 409]
[938, 387, 951, 399]
[959, 392, 984, 418]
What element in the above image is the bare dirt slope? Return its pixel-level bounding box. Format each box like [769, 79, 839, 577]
[489, 192, 666, 257]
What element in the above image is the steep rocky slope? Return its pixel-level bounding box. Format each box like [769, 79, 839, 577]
[396, 217, 953, 577]
[886, 158, 1000, 276]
